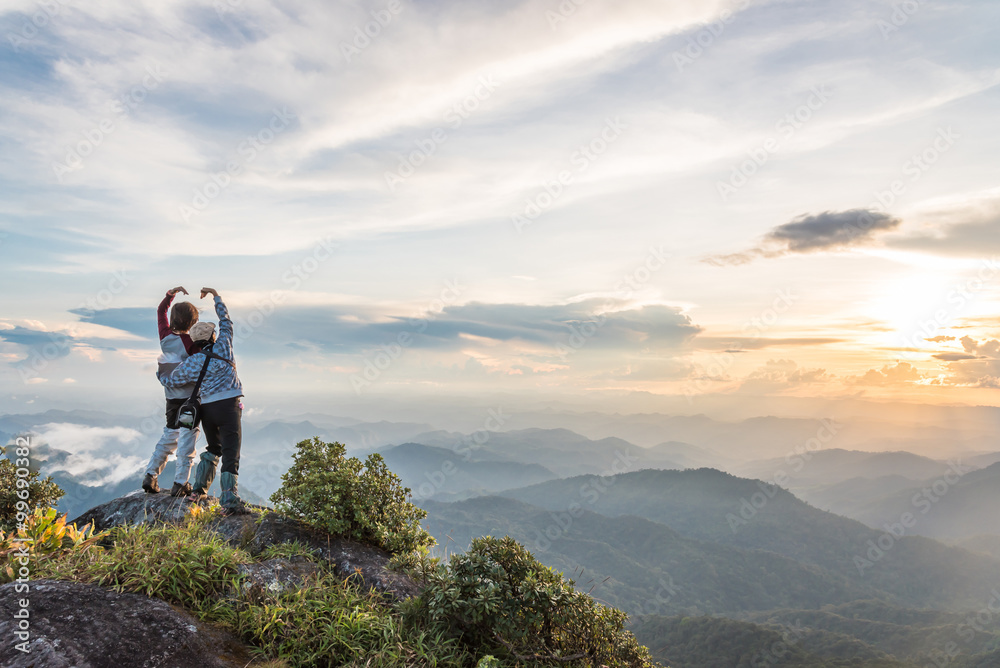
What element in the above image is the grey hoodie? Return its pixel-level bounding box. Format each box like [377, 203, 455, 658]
[159, 296, 243, 404]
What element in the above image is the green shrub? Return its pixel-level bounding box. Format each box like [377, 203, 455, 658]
[409, 536, 657, 668]
[389, 544, 442, 582]
[270, 438, 434, 555]
[233, 570, 470, 668]
[0, 451, 64, 531]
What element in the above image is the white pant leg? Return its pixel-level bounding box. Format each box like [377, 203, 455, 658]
[173, 426, 200, 483]
[145, 427, 180, 477]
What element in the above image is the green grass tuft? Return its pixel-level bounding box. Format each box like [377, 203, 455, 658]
[257, 539, 322, 563]
[35, 510, 248, 621]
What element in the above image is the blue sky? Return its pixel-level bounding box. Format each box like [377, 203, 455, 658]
[2, 0, 1000, 415]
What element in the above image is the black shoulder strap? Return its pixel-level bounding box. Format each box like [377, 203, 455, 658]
[188, 354, 213, 402]
[201, 343, 235, 367]
[186, 344, 235, 402]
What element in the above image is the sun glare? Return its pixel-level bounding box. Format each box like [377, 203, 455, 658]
[869, 273, 954, 346]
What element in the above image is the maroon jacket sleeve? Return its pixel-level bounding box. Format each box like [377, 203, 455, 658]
[157, 292, 173, 341]
[180, 333, 199, 356]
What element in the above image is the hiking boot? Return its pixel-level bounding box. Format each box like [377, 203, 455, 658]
[190, 452, 219, 497]
[169, 482, 192, 497]
[186, 490, 208, 503]
[219, 472, 243, 509]
[219, 503, 252, 517]
[142, 473, 160, 494]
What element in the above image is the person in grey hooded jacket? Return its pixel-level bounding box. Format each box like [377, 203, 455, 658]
[159, 287, 248, 515]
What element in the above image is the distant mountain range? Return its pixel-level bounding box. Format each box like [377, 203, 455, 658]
[630, 611, 1000, 668]
[733, 449, 955, 487]
[490, 468, 1000, 611]
[0, 409, 150, 432]
[838, 462, 1000, 541]
[494, 406, 1000, 459]
[421, 469, 1000, 668]
[379, 442, 557, 501]
[7, 406, 1000, 668]
[422, 495, 881, 617]
[389, 427, 687, 478]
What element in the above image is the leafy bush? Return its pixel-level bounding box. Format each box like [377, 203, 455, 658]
[408, 536, 657, 668]
[0, 450, 64, 530]
[270, 438, 434, 555]
[389, 544, 443, 583]
[1, 507, 106, 583]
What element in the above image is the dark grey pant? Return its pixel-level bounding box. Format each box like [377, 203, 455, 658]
[200, 397, 242, 475]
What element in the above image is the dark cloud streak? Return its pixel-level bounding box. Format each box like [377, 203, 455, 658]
[70, 307, 155, 338]
[706, 209, 901, 266]
[63, 300, 703, 359]
[273, 300, 702, 354]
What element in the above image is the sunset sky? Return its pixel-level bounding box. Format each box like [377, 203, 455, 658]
[2, 0, 999, 416]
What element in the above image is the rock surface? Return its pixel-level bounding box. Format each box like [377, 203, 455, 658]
[71, 490, 421, 602]
[71, 489, 193, 529]
[0, 579, 252, 668]
[237, 556, 321, 600]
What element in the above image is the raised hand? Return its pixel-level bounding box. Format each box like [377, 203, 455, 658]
[167, 286, 188, 296]
[200, 287, 219, 299]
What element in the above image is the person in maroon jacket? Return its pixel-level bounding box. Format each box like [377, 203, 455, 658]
[141, 286, 202, 496]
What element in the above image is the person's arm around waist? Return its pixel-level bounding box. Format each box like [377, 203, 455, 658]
[159, 352, 204, 387]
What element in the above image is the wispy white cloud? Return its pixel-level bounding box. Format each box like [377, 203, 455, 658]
[30, 423, 146, 486]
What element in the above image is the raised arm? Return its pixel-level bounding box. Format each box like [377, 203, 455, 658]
[157, 292, 173, 339]
[201, 288, 234, 359]
[157, 286, 189, 339]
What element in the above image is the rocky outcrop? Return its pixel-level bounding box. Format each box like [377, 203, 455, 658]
[0, 579, 252, 668]
[71, 489, 192, 530]
[0, 492, 424, 667]
[70, 490, 421, 602]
